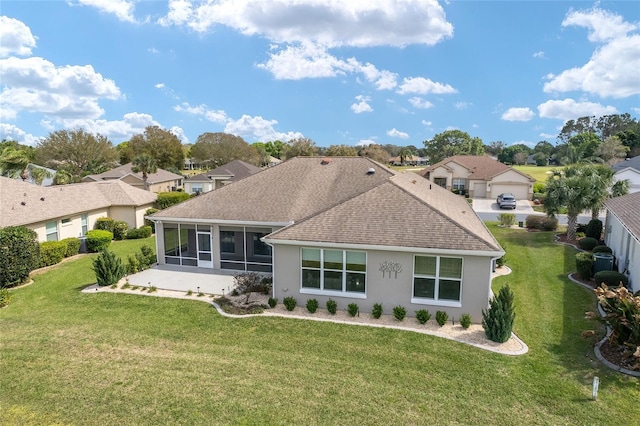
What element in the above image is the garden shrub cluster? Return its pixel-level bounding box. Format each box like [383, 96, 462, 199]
[459, 313, 472, 329]
[593, 271, 629, 288]
[61, 237, 80, 257]
[393, 305, 407, 321]
[575, 252, 594, 280]
[498, 213, 516, 227]
[525, 215, 558, 231]
[92, 250, 126, 287]
[126, 226, 152, 239]
[587, 284, 640, 354]
[578, 237, 599, 251]
[232, 272, 272, 295]
[326, 299, 337, 314]
[283, 296, 297, 311]
[371, 303, 383, 319]
[435, 310, 449, 326]
[585, 219, 603, 240]
[347, 303, 359, 317]
[94, 217, 115, 233]
[39, 241, 67, 268]
[0, 226, 40, 288]
[86, 230, 113, 252]
[113, 221, 129, 240]
[156, 192, 190, 209]
[268, 297, 277, 308]
[482, 285, 516, 343]
[144, 208, 159, 233]
[415, 309, 431, 324]
[126, 245, 156, 274]
[306, 298, 318, 313]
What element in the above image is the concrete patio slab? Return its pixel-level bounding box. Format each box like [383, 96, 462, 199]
[125, 264, 238, 295]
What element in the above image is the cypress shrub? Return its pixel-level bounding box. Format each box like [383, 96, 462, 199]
[92, 250, 126, 287]
[156, 192, 190, 209]
[482, 285, 516, 343]
[585, 219, 603, 240]
[61, 237, 80, 257]
[0, 226, 40, 288]
[112, 221, 129, 241]
[578, 237, 599, 251]
[86, 230, 113, 252]
[94, 217, 115, 233]
[575, 252, 594, 280]
[593, 271, 629, 288]
[39, 241, 67, 267]
[592, 245, 612, 254]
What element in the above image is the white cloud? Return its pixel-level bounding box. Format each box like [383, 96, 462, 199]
[387, 128, 409, 139]
[356, 138, 377, 146]
[355, 61, 398, 90]
[562, 8, 637, 43]
[351, 96, 372, 113]
[169, 126, 188, 144]
[0, 16, 37, 58]
[454, 101, 470, 110]
[501, 107, 535, 122]
[537, 98, 618, 121]
[224, 114, 303, 142]
[257, 42, 354, 79]
[408, 97, 434, 109]
[0, 123, 42, 146]
[533, 51, 544, 59]
[633, 107, 640, 115]
[75, 0, 137, 23]
[174, 102, 228, 123]
[397, 77, 457, 95]
[539, 132, 556, 139]
[421, 120, 432, 126]
[159, 0, 453, 48]
[58, 112, 161, 141]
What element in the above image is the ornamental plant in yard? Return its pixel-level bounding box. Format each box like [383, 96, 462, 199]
[347, 303, 359, 317]
[393, 305, 406, 321]
[371, 303, 383, 319]
[587, 284, 640, 349]
[435, 310, 448, 326]
[92, 250, 126, 287]
[306, 298, 319, 313]
[482, 285, 516, 343]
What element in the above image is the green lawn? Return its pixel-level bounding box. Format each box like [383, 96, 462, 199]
[512, 165, 563, 183]
[1, 231, 638, 425]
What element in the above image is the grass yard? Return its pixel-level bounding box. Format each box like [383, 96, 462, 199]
[512, 165, 562, 183]
[1, 231, 639, 425]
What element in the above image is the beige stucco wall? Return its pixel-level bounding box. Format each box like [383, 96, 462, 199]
[489, 170, 533, 200]
[27, 208, 110, 242]
[272, 244, 494, 323]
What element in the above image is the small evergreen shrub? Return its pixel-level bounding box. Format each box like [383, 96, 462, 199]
[139, 244, 156, 268]
[39, 241, 67, 267]
[127, 254, 140, 274]
[592, 245, 612, 255]
[126, 226, 153, 239]
[86, 230, 113, 252]
[393, 305, 407, 321]
[371, 303, 383, 319]
[283, 296, 297, 311]
[0, 288, 14, 307]
[578, 237, 599, 251]
[268, 297, 277, 308]
[306, 298, 319, 313]
[347, 303, 359, 317]
[186, 289, 193, 296]
[575, 252, 594, 280]
[112, 221, 129, 240]
[533, 182, 546, 193]
[0, 226, 40, 288]
[61, 237, 80, 257]
[92, 250, 126, 287]
[525, 215, 558, 231]
[585, 219, 603, 240]
[435, 310, 449, 326]
[144, 208, 159, 233]
[156, 192, 190, 209]
[94, 217, 115, 233]
[482, 285, 516, 343]
[460, 313, 472, 329]
[415, 309, 431, 324]
[593, 271, 629, 288]
[498, 213, 516, 227]
[326, 299, 337, 314]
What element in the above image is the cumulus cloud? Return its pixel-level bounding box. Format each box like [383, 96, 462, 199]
[397, 77, 457, 95]
[357, 138, 377, 146]
[351, 95, 373, 113]
[387, 128, 409, 139]
[454, 101, 470, 110]
[58, 112, 161, 141]
[533, 51, 544, 59]
[537, 98, 618, 121]
[0, 16, 37, 58]
[408, 97, 434, 109]
[74, 0, 137, 23]
[502, 107, 535, 122]
[174, 102, 228, 123]
[0, 123, 42, 146]
[562, 8, 637, 42]
[224, 114, 303, 142]
[421, 120, 432, 126]
[257, 42, 354, 79]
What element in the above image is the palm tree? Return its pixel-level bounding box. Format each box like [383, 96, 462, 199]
[399, 147, 415, 165]
[131, 153, 158, 191]
[611, 179, 629, 198]
[583, 165, 615, 220]
[0, 147, 51, 184]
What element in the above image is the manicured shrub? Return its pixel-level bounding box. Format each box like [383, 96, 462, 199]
[533, 182, 546, 193]
[482, 285, 516, 343]
[585, 219, 603, 240]
[588, 285, 639, 348]
[0, 288, 13, 307]
[112, 221, 129, 241]
[371, 303, 383, 319]
[127, 254, 140, 274]
[592, 245, 612, 255]
[139, 244, 156, 267]
[393, 305, 407, 321]
[525, 215, 558, 231]
[61, 237, 80, 257]
[92, 250, 126, 287]
[283, 296, 297, 311]
[126, 226, 152, 239]
[326, 299, 337, 314]
[347, 303, 359, 317]
[593, 271, 629, 288]
[578, 237, 599, 251]
[86, 230, 113, 252]
[460, 313, 472, 329]
[575, 252, 593, 279]
[39, 241, 67, 267]
[144, 208, 159, 233]
[415, 309, 431, 324]
[156, 192, 190, 209]
[306, 298, 319, 313]
[498, 213, 516, 227]
[268, 297, 277, 308]
[0, 226, 40, 288]
[94, 217, 115, 233]
[435, 310, 449, 326]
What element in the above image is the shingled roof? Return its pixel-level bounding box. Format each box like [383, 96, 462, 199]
[185, 160, 261, 183]
[604, 191, 640, 239]
[420, 155, 534, 181]
[83, 163, 183, 184]
[0, 177, 156, 227]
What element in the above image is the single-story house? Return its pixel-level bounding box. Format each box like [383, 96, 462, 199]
[604, 191, 640, 294]
[183, 160, 261, 195]
[419, 155, 535, 200]
[0, 176, 156, 242]
[611, 156, 640, 194]
[149, 157, 504, 322]
[82, 163, 183, 193]
[389, 155, 428, 166]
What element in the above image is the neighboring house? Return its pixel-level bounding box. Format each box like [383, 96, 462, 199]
[604, 191, 640, 294]
[183, 160, 261, 195]
[0, 176, 156, 242]
[19, 163, 57, 186]
[611, 156, 640, 194]
[419, 155, 535, 200]
[149, 157, 504, 322]
[82, 163, 183, 193]
[184, 158, 204, 170]
[267, 156, 283, 167]
[389, 155, 427, 166]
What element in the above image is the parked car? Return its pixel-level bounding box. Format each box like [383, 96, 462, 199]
[497, 193, 517, 209]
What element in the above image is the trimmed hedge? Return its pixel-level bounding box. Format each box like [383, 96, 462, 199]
[575, 252, 593, 280]
[156, 192, 190, 209]
[525, 215, 558, 231]
[0, 226, 40, 288]
[126, 226, 152, 239]
[593, 271, 629, 288]
[39, 241, 67, 268]
[592, 245, 612, 255]
[113, 221, 129, 241]
[578, 237, 599, 251]
[94, 217, 115, 233]
[61, 237, 80, 257]
[86, 230, 113, 252]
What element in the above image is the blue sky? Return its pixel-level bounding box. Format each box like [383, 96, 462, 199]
[1, 1, 639, 149]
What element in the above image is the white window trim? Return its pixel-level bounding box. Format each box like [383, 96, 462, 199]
[411, 254, 463, 308]
[61, 218, 72, 226]
[300, 248, 367, 297]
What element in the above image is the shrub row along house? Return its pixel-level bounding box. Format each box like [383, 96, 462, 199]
[0, 176, 156, 242]
[149, 157, 504, 322]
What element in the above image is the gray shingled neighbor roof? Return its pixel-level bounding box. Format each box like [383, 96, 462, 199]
[604, 191, 640, 239]
[0, 177, 156, 227]
[83, 163, 183, 184]
[420, 155, 535, 181]
[185, 160, 261, 183]
[611, 156, 640, 172]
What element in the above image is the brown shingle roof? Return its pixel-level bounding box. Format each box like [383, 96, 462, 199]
[420, 155, 534, 181]
[0, 177, 156, 227]
[83, 163, 183, 184]
[186, 160, 261, 183]
[604, 191, 640, 239]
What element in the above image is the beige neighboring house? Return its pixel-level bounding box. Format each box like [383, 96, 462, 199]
[604, 191, 640, 294]
[149, 157, 504, 322]
[0, 177, 156, 242]
[389, 155, 427, 166]
[82, 163, 183, 193]
[419, 155, 535, 200]
[183, 160, 261, 195]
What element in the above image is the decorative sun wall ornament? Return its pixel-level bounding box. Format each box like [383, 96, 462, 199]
[379, 261, 402, 279]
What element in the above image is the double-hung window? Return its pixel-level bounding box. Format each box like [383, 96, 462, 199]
[301, 248, 366, 296]
[45, 220, 58, 241]
[452, 178, 466, 191]
[412, 255, 463, 306]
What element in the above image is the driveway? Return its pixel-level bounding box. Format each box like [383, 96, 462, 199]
[472, 198, 534, 214]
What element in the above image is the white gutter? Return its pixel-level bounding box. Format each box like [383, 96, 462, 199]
[146, 216, 293, 228]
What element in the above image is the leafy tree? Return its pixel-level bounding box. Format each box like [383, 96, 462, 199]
[382, 144, 401, 157]
[423, 130, 484, 164]
[484, 141, 506, 157]
[617, 124, 640, 157]
[116, 141, 134, 165]
[130, 126, 184, 170]
[250, 142, 271, 166]
[358, 144, 391, 164]
[35, 129, 118, 179]
[513, 151, 528, 165]
[0, 146, 51, 184]
[264, 140, 285, 159]
[284, 137, 319, 159]
[324, 144, 358, 156]
[533, 141, 554, 157]
[558, 113, 638, 144]
[52, 164, 81, 185]
[131, 153, 158, 191]
[497, 143, 532, 164]
[191, 132, 260, 167]
[568, 132, 601, 161]
[595, 135, 630, 165]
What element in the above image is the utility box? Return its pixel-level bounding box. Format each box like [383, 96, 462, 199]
[593, 253, 614, 274]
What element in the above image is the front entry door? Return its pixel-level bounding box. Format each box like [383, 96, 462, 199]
[197, 232, 213, 268]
